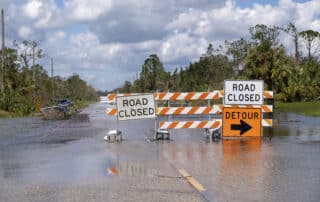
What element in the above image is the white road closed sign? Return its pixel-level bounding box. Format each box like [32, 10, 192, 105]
[116, 94, 156, 121]
[224, 80, 264, 105]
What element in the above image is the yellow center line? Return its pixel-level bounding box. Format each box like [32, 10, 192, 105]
[177, 168, 206, 192]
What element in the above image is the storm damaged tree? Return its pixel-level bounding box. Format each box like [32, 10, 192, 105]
[281, 23, 301, 68]
[14, 40, 43, 70]
[244, 24, 281, 90]
[225, 38, 251, 75]
[0, 40, 98, 115]
[299, 30, 320, 61]
[139, 54, 169, 92]
[0, 47, 31, 113]
[119, 80, 132, 93]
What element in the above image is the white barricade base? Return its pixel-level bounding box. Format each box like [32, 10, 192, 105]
[155, 129, 170, 140]
[104, 130, 122, 142]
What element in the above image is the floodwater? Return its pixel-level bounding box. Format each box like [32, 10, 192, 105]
[0, 103, 319, 201]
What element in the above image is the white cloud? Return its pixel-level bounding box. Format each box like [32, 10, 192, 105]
[70, 32, 100, 47]
[3, 0, 320, 90]
[22, 0, 43, 19]
[295, 0, 320, 30]
[64, 0, 113, 21]
[18, 26, 33, 38]
[166, 0, 302, 41]
[160, 33, 208, 64]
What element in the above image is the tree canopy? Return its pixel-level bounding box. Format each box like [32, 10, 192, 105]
[0, 41, 97, 115]
[116, 23, 320, 102]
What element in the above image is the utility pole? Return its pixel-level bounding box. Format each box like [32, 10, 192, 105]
[31, 42, 37, 106]
[51, 58, 54, 99]
[1, 9, 4, 48]
[1, 9, 4, 94]
[32, 44, 35, 82]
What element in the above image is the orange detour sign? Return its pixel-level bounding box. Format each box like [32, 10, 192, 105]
[222, 107, 262, 137]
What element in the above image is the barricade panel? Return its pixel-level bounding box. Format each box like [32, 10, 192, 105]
[104, 91, 273, 103]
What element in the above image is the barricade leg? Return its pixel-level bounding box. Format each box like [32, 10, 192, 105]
[104, 130, 122, 142]
[204, 128, 221, 142]
[156, 129, 170, 140]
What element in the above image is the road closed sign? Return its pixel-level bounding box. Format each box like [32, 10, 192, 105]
[222, 107, 262, 137]
[116, 94, 156, 121]
[224, 80, 264, 105]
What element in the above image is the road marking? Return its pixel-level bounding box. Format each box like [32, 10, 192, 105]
[178, 169, 206, 192]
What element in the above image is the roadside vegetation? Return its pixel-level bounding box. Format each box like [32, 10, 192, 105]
[70, 100, 96, 112]
[276, 102, 320, 117]
[0, 41, 97, 117]
[1, 23, 319, 117]
[0, 109, 13, 118]
[115, 23, 319, 103]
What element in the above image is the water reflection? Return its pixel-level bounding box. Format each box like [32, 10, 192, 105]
[219, 138, 264, 192]
[107, 161, 158, 177]
[222, 138, 262, 153]
[157, 138, 274, 201]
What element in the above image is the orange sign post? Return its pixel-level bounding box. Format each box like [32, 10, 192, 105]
[222, 107, 262, 137]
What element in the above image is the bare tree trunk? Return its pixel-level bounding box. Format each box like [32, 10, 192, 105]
[1, 9, 4, 94]
[294, 34, 300, 68]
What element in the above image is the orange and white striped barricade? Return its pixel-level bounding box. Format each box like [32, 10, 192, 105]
[106, 105, 273, 116]
[159, 118, 272, 140]
[159, 120, 222, 130]
[104, 90, 273, 140]
[103, 91, 273, 103]
[158, 119, 272, 130]
[155, 91, 273, 102]
[155, 90, 273, 139]
[100, 96, 108, 103]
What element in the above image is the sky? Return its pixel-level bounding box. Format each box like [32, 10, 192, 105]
[1, 0, 319, 91]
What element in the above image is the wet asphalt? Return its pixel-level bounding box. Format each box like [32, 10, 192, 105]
[0, 103, 320, 202]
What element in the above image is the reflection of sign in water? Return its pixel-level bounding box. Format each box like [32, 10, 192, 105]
[224, 80, 264, 105]
[107, 161, 158, 177]
[35, 99, 41, 113]
[222, 139, 262, 153]
[223, 107, 262, 137]
[116, 94, 156, 121]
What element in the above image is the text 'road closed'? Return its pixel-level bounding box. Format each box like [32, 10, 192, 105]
[223, 107, 262, 137]
[224, 80, 264, 105]
[116, 94, 156, 121]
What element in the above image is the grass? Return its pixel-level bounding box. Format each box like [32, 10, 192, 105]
[0, 110, 15, 118]
[69, 100, 97, 112]
[0, 99, 97, 119]
[275, 102, 320, 116]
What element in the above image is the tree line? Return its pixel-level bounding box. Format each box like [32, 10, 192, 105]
[0, 40, 97, 115]
[116, 23, 320, 102]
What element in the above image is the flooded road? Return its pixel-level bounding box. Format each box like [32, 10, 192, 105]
[0, 103, 319, 201]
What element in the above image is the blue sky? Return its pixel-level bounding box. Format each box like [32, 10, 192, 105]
[238, 0, 310, 7]
[2, 0, 320, 90]
[54, 0, 64, 8]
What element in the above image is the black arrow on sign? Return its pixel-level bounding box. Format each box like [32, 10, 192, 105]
[231, 120, 252, 135]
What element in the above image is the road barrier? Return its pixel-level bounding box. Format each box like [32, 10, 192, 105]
[159, 120, 222, 129]
[104, 91, 273, 103]
[99, 96, 108, 103]
[102, 81, 273, 139]
[159, 119, 272, 130]
[106, 104, 273, 115]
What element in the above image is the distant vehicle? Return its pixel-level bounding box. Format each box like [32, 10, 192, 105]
[57, 99, 73, 107]
[40, 99, 72, 120]
[41, 106, 68, 120]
